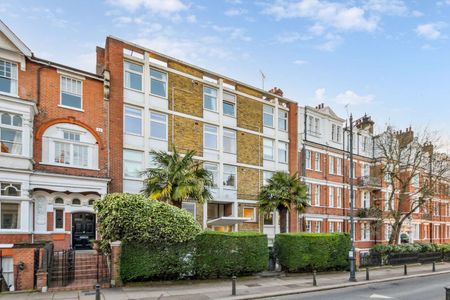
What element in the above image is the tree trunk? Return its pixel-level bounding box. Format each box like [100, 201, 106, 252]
[388, 221, 402, 245]
[172, 200, 182, 209]
[279, 207, 288, 233]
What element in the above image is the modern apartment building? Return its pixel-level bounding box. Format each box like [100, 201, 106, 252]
[96, 37, 299, 236]
[0, 21, 109, 256]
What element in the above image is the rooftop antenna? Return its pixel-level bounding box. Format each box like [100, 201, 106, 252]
[344, 103, 350, 118]
[259, 70, 266, 90]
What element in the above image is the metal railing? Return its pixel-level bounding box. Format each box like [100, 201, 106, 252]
[360, 251, 446, 268]
[357, 176, 382, 188]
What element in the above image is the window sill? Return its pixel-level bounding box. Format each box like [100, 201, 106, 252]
[123, 177, 144, 181]
[0, 91, 18, 98]
[149, 136, 168, 142]
[263, 125, 275, 129]
[203, 108, 219, 114]
[223, 114, 236, 118]
[124, 132, 144, 137]
[40, 162, 99, 171]
[124, 87, 144, 94]
[0, 152, 27, 158]
[58, 104, 84, 112]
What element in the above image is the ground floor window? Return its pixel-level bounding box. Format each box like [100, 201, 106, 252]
[243, 207, 256, 222]
[0, 203, 19, 229]
[54, 208, 64, 230]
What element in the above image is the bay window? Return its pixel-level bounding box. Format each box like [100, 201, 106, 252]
[223, 129, 236, 154]
[204, 124, 218, 150]
[149, 111, 167, 140]
[0, 59, 18, 95]
[150, 68, 167, 98]
[0, 203, 19, 229]
[0, 112, 22, 155]
[223, 165, 236, 189]
[124, 106, 142, 135]
[60, 76, 82, 110]
[124, 61, 143, 91]
[203, 86, 218, 111]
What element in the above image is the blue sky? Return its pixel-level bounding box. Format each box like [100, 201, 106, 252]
[1, 0, 449, 148]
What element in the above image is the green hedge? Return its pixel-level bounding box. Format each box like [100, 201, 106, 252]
[120, 242, 194, 282]
[370, 243, 440, 255]
[120, 231, 268, 281]
[194, 231, 268, 278]
[274, 233, 351, 272]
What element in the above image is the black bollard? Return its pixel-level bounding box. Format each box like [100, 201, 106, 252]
[232, 276, 237, 296]
[404, 264, 407, 276]
[95, 284, 100, 300]
[432, 261, 436, 272]
[446, 287, 450, 300]
[366, 266, 369, 281]
[313, 270, 317, 286]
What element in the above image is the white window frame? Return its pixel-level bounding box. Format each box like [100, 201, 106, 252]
[124, 61, 143, 92]
[54, 208, 65, 231]
[314, 152, 321, 171]
[0, 112, 23, 156]
[329, 187, 334, 207]
[278, 110, 288, 131]
[329, 222, 334, 233]
[149, 111, 168, 141]
[150, 68, 168, 98]
[337, 222, 342, 233]
[182, 202, 196, 217]
[362, 191, 370, 209]
[314, 118, 320, 134]
[54, 131, 89, 168]
[361, 223, 370, 241]
[0, 59, 18, 95]
[60, 76, 83, 111]
[204, 163, 219, 187]
[305, 150, 312, 169]
[329, 156, 334, 174]
[314, 185, 321, 206]
[203, 86, 218, 112]
[434, 225, 440, 239]
[263, 138, 274, 160]
[305, 220, 312, 232]
[336, 188, 342, 208]
[223, 128, 236, 154]
[243, 207, 256, 222]
[123, 149, 143, 179]
[223, 164, 237, 189]
[124, 106, 142, 136]
[315, 221, 321, 233]
[278, 141, 288, 164]
[336, 158, 342, 175]
[263, 105, 274, 128]
[203, 124, 218, 150]
[0, 202, 20, 230]
[263, 171, 273, 186]
[0, 182, 21, 197]
[223, 92, 236, 117]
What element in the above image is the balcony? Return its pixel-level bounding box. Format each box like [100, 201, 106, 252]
[357, 207, 382, 219]
[357, 176, 382, 190]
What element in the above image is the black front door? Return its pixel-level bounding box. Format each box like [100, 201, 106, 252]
[72, 213, 96, 250]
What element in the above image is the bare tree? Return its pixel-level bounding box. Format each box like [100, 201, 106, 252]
[374, 126, 450, 244]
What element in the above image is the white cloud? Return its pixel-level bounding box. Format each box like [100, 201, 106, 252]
[186, 14, 197, 23]
[335, 90, 374, 105]
[364, 0, 408, 16]
[276, 32, 311, 43]
[316, 33, 343, 51]
[294, 59, 308, 65]
[309, 23, 326, 36]
[315, 88, 326, 102]
[415, 22, 447, 40]
[212, 25, 252, 42]
[107, 0, 187, 13]
[225, 8, 247, 16]
[263, 0, 378, 32]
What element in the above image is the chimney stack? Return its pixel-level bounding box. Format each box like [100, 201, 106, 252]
[268, 87, 284, 97]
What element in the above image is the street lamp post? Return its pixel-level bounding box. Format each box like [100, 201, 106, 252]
[348, 114, 357, 282]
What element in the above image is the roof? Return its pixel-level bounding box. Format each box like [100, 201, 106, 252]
[0, 20, 33, 57]
[304, 104, 346, 122]
[107, 35, 298, 104]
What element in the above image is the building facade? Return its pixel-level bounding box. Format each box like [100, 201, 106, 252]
[0, 20, 109, 264]
[96, 37, 299, 237]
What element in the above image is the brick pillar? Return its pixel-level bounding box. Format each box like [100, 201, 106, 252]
[288, 102, 299, 233]
[35, 270, 48, 292]
[355, 249, 361, 271]
[110, 241, 122, 287]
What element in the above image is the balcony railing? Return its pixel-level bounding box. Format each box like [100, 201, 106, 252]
[357, 176, 382, 189]
[357, 207, 382, 219]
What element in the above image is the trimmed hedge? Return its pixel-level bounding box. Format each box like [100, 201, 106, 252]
[274, 233, 351, 272]
[120, 242, 194, 282]
[370, 243, 440, 255]
[194, 231, 268, 278]
[120, 231, 268, 282]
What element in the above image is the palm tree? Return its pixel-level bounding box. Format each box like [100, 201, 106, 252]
[258, 172, 309, 233]
[142, 147, 213, 208]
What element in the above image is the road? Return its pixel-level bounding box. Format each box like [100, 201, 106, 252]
[270, 273, 450, 300]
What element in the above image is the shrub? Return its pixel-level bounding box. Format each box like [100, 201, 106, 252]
[95, 193, 202, 248]
[120, 242, 194, 282]
[370, 242, 440, 255]
[274, 233, 351, 272]
[194, 231, 268, 278]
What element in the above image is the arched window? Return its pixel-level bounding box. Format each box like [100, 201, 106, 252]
[72, 199, 81, 205]
[88, 199, 95, 206]
[54, 197, 64, 205]
[0, 183, 21, 196]
[42, 123, 98, 169]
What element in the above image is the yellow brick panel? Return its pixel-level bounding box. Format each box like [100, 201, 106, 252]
[237, 131, 261, 166]
[237, 167, 260, 200]
[168, 115, 203, 156]
[236, 95, 263, 132]
[168, 72, 203, 117]
[168, 61, 204, 78]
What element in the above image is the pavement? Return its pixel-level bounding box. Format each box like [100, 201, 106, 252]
[1, 262, 450, 300]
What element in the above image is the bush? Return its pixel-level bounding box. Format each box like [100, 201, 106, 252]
[95, 193, 202, 248]
[370, 242, 440, 255]
[120, 242, 194, 282]
[194, 231, 269, 278]
[274, 233, 351, 272]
